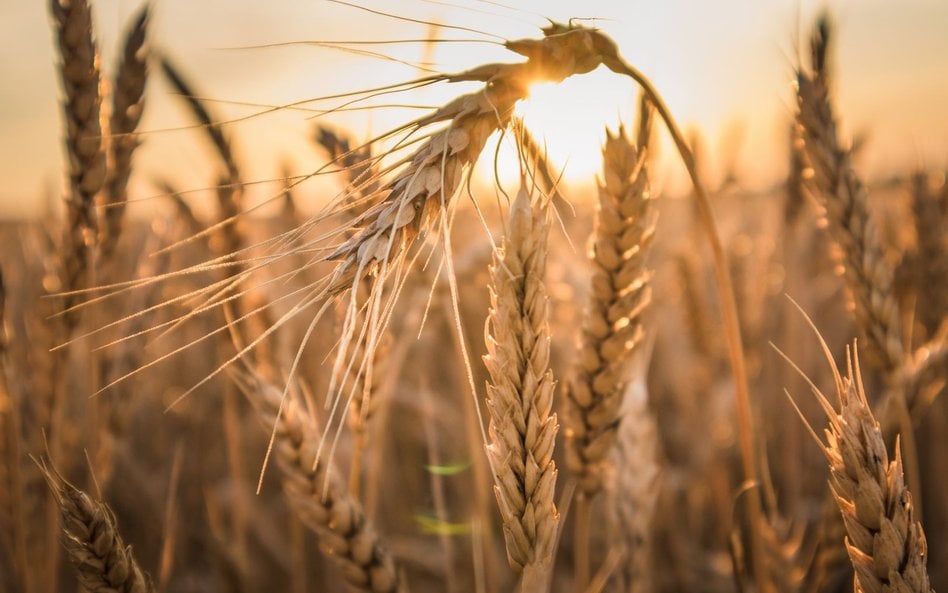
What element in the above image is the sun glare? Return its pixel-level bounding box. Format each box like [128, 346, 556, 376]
[508, 68, 637, 184]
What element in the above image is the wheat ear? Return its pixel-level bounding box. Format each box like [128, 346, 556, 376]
[795, 16, 903, 376]
[101, 5, 149, 261]
[804, 341, 933, 593]
[565, 113, 656, 496]
[50, 0, 106, 308]
[483, 175, 558, 590]
[780, 300, 933, 593]
[40, 462, 154, 593]
[907, 173, 947, 338]
[236, 370, 403, 593]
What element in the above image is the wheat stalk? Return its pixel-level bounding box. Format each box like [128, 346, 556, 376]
[101, 5, 149, 261]
[236, 370, 403, 593]
[483, 175, 558, 590]
[41, 462, 154, 593]
[0, 269, 31, 593]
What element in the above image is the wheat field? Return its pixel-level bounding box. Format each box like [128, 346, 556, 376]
[0, 2, 945, 593]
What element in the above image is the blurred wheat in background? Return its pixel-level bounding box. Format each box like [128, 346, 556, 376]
[0, 2, 945, 593]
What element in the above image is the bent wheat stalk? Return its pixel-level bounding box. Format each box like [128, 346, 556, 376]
[484, 177, 558, 591]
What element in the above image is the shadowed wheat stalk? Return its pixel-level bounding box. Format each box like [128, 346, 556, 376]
[484, 171, 559, 592]
[608, 371, 660, 593]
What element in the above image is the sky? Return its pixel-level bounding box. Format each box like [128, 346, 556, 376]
[1, 0, 947, 218]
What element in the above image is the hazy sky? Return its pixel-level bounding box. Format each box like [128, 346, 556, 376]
[2, 0, 947, 217]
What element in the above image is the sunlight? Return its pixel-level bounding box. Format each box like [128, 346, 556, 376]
[509, 68, 638, 183]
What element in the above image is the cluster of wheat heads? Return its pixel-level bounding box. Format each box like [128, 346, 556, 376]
[2, 3, 947, 593]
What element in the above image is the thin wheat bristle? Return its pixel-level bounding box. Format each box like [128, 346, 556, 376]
[236, 370, 403, 593]
[483, 177, 559, 584]
[565, 112, 657, 495]
[42, 463, 154, 593]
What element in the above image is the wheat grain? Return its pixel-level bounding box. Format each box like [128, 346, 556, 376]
[907, 173, 947, 339]
[812, 345, 932, 593]
[780, 307, 933, 593]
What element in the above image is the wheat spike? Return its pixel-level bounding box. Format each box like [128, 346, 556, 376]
[50, 0, 106, 307]
[484, 176, 559, 586]
[41, 463, 154, 593]
[101, 5, 149, 261]
[907, 173, 947, 338]
[788, 329, 933, 593]
[236, 370, 403, 593]
[565, 112, 657, 495]
[794, 16, 904, 375]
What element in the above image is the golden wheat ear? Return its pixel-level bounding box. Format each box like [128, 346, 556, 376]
[483, 172, 559, 592]
[776, 304, 933, 593]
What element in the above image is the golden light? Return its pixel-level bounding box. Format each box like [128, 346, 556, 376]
[505, 67, 638, 185]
